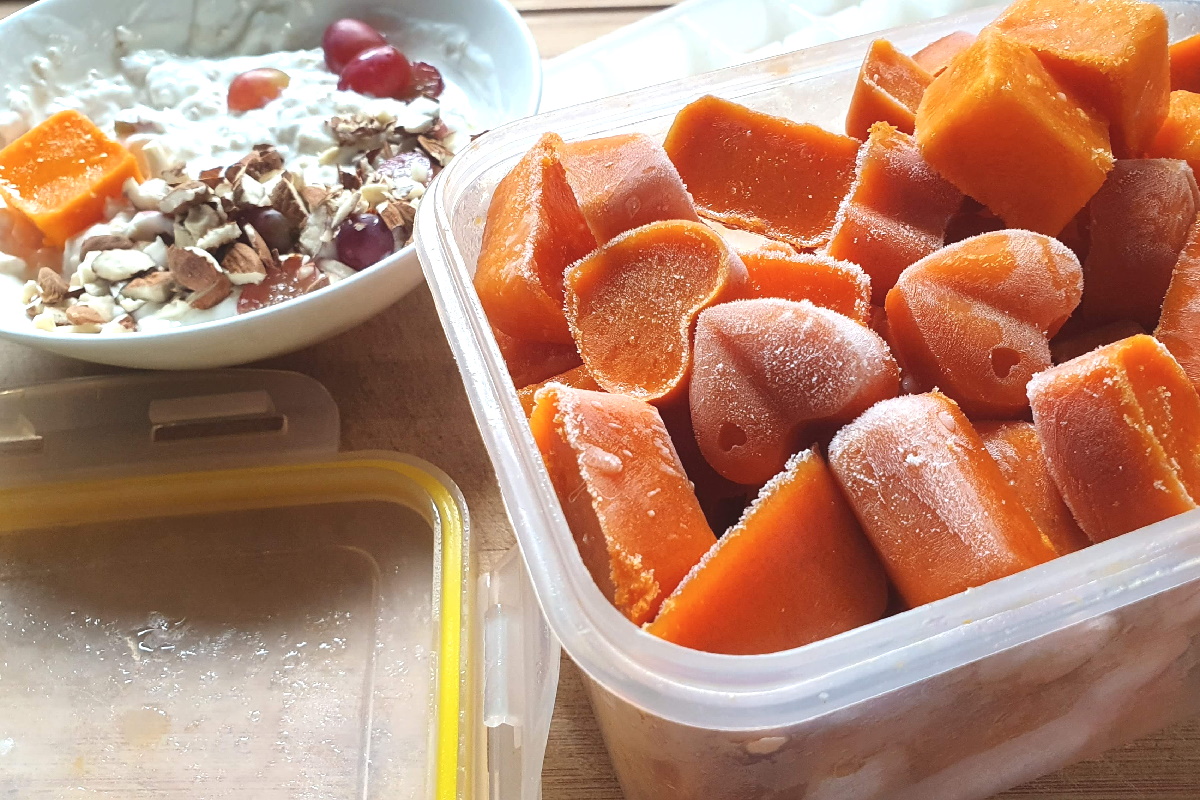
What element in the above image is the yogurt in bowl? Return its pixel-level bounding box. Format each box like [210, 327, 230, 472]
[0, 0, 539, 368]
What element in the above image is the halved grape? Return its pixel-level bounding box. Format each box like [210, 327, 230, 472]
[228, 68, 290, 112]
[408, 62, 445, 99]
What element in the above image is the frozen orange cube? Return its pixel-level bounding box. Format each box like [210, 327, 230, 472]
[647, 450, 888, 655]
[1157, 222, 1200, 385]
[564, 220, 746, 405]
[828, 392, 1058, 607]
[517, 365, 599, 416]
[885, 230, 1084, 418]
[1147, 90, 1200, 174]
[738, 246, 871, 324]
[663, 95, 861, 249]
[915, 29, 1114, 235]
[475, 133, 597, 343]
[493, 326, 582, 389]
[690, 299, 899, 485]
[989, 0, 1169, 158]
[561, 133, 699, 243]
[977, 421, 1091, 556]
[826, 122, 963, 304]
[0, 110, 142, 247]
[1171, 33, 1200, 93]
[1077, 159, 1199, 330]
[913, 31, 977, 76]
[845, 39, 933, 140]
[1029, 335, 1200, 542]
[530, 385, 716, 624]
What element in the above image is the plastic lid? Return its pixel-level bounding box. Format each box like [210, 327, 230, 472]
[0, 370, 559, 799]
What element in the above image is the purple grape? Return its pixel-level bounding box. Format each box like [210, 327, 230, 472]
[241, 207, 294, 253]
[335, 213, 394, 269]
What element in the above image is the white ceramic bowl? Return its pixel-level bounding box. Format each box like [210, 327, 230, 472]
[0, 0, 540, 369]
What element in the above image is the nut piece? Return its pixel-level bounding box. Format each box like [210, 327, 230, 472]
[271, 176, 309, 228]
[232, 173, 270, 207]
[79, 234, 135, 257]
[124, 177, 172, 211]
[378, 200, 415, 232]
[418, 134, 455, 167]
[299, 200, 333, 256]
[242, 222, 278, 269]
[123, 270, 176, 303]
[37, 267, 69, 304]
[196, 221, 242, 250]
[230, 144, 285, 180]
[300, 185, 331, 209]
[91, 248, 157, 281]
[198, 167, 225, 188]
[221, 243, 268, 285]
[65, 304, 106, 325]
[168, 245, 233, 309]
[160, 180, 213, 215]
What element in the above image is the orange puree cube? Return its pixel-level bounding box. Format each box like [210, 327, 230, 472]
[886, 230, 1084, 418]
[1078, 159, 1199, 329]
[564, 220, 746, 404]
[1171, 33, 1200, 93]
[738, 246, 871, 324]
[690, 299, 899, 485]
[663, 95, 860, 249]
[977, 421, 1091, 556]
[915, 29, 1114, 235]
[492, 326, 582, 389]
[475, 133, 597, 343]
[845, 39, 933, 140]
[517, 365, 599, 416]
[1147, 90, 1200, 174]
[530, 385, 716, 624]
[990, 0, 1169, 158]
[561, 133, 699, 243]
[1157, 222, 1200, 385]
[826, 122, 963, 304]
[1050, 319, 1146, 364]
[829, 392, 1058, 607]
[647, 449, 888, 655]
[0, 110, 141, 247]
[913, 31, 977, 76]
[1029, 335, 1200, 542]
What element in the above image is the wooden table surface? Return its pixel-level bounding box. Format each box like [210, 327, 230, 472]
[2, 0, 1200, 797]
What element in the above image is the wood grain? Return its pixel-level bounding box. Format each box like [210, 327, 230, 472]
[0, 0, 1197, 798]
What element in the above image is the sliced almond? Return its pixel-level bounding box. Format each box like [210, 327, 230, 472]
[418, 134, 455, 167]
[378, 200, 415, 232]
[160, 180, 213, 215]
[37, 267, 69, 305]
[237, 144, 285, 180]
[65, 304, 106, 325]
[198, 167, 225, 188]
[242, 222, 278, 269]
[271, 176, 309, 229]
[300, 184, 331, 209]
[196, 221, 242, 251]
[168, 245, 231, 311]
[299, 201, 333, 256]
[123, 270, 176, 303]
[221, 243, 267, 285]
[79, 234, 135, 257]
[91, 249, 157, 281]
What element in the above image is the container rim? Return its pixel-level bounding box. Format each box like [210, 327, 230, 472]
[415, 1, 1200, 732]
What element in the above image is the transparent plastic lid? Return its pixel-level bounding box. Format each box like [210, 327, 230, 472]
[0, 370, 526, 799]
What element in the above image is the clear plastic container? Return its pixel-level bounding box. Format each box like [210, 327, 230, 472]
[0, 370, 558, 800]
[415, 5, 1200, 799]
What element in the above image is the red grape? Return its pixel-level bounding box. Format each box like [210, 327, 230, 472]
[322, 19, 387, 74]
[240, 207, 295, 253]
[335, 213, 394, 269]
[228, 68, 290, 112]
[408, 62, 445, 99]
[338, 46, 413, 99]
[375, 150, 433, 184]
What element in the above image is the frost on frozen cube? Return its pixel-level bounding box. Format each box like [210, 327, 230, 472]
[915, 29, 1114, 236]
[0, 109, 141, 247]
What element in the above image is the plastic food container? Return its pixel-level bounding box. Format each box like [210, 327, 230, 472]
[0, 369, 557, 799]
[415, 4, 1200, 799]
